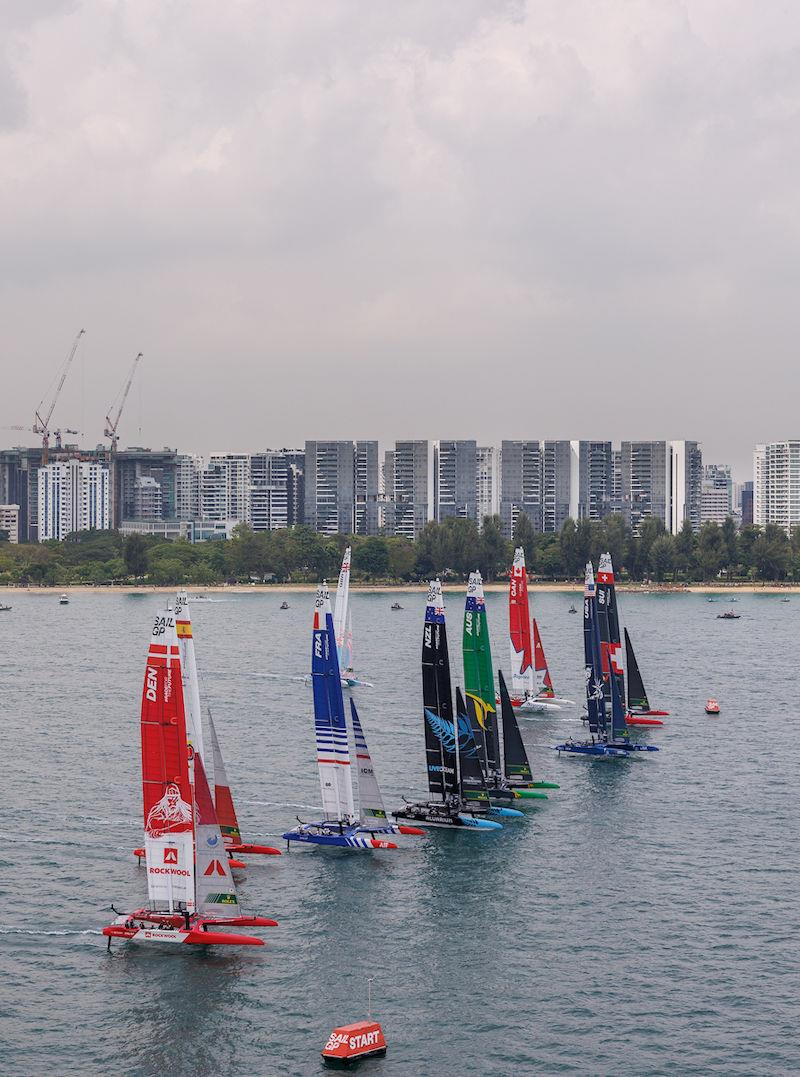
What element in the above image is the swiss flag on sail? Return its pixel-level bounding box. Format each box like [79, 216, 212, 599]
[163, 848, 179, 864]
[203, 859, 227, 877]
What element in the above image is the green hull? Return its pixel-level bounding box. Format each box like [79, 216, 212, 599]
[510, 788, 548, 800]
[532, 781, 560, 790]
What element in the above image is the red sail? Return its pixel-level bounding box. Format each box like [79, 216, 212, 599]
[509, 549, 533, 678]
[140, 611, 193, 838]
[532, 619, 555, 698]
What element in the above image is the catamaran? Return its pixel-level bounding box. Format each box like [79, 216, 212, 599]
[393, 580, 511, 831]
[333, 546, 373, 689]
[595, 554, 666, 727]
[554, 564, 659, 758]
[507, 548, 561, 714]
[462, 571, 557, 801]
[134, 591, 281, 863]
[282, 584, 422, 849]
[104, 609, 277, 948]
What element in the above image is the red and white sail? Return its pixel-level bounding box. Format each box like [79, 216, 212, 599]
[141, 609, 195, 912]
[193, 753, 240, 916]
[207, 707, 242, 848]
[333, 546, 353, 672]
[509, 547, 535, 698]
[532, 619, 555, 698]
[174, 590, 206, 787]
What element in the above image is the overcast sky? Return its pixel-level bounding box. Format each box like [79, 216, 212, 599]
[2, 2, 799, 479]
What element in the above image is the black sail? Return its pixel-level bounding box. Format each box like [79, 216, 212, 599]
[624, 628, 650, 712]
[422, 582, 458, 800]
[498, 669, 533, 786]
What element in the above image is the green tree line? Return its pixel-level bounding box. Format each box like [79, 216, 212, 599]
[1, 514, 799, 586]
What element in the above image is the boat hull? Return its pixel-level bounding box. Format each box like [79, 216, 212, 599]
[282, 820, 399, 849]
[392, 802, 503, 830]
[554, 741, 660, 757]
[102, 911, 274, 947]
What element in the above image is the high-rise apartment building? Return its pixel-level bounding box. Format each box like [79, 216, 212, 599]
[540, 440, 572, 533]
[573, 441, 613, 522]
[250, 451, 290, 531]
[114, 448, 179, 526]
[175, 454, 202, 521]
[700, 464, 733, 526]
[304, 441, 356, 534]
[38, 459, 109, 540]
[500, 440, 542, 537]
[759, 441, 800, 533]
[476, 446, 498, 522]
[384, 440, 429, 540]
[669, 440, 702, 533]
[740, 481, 753, 526]
[753, 444, 767, 526]
[0, 504, 19, 543]
[620, 441, 669, 534]
[204, 453, 251, 524]
[433, 440, 477, 522]
[354, 441, 380, 536]
[132, 476, 163, 520]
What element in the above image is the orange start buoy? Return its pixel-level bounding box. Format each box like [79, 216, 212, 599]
[705, 698, 720, 714]
[322, 1020, 386, 1065]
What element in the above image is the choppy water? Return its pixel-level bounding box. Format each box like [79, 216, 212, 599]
[0, 589, 798, 1076]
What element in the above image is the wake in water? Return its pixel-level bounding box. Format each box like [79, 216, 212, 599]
[0, 926, 99, 937]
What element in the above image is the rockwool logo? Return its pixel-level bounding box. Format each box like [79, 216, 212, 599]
[203, 859, 227, 877]
[163, 848, 178, 865]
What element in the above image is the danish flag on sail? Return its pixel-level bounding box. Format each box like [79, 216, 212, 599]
[140, 609, 195, 911]
[509, 547, 535, 698]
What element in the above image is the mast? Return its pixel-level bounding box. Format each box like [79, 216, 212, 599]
[140, 608, 195, 913]
[498, 669, 533, 785]
[462, 570, 500, 776]
[422, 580, 458, 802]
[582, 563, 607, 740]
[509, 547, 535, 699]
[624, 628, 650, 713]
[596, 552, 626, 710]
[333, 546, 352, 673]
[312, 583, 356, 823]
[174, 590, 206, 787]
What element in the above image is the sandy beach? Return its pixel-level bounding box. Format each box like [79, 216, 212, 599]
[2, 582, 798, 595]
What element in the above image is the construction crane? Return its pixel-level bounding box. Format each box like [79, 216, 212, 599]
[104, 352, 142, 454]
[33, 328, 86, 465]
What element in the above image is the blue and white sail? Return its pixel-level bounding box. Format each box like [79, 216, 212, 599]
[313, 582, 356, 823]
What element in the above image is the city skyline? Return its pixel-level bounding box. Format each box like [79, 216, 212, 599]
[3, 5, 800, 478]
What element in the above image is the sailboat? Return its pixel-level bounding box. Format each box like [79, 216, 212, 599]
[282, 584, 422, 848]
[133, 592, 281, 862]
[333, 546, 373, 689]
[462, 571, 557, 800]
[595, 554, 666, 728]
[554, 564, 659, 758]
[103, 608, 278, 948]
[532, 618, 575, 707]
[624, 627, 669, 721]
[507, 548, 561, 714]
[392, 580, 508, 830]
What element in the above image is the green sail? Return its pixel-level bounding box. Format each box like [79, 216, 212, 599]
[463, 571, 500, 773]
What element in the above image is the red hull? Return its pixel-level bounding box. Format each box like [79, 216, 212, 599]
[625, 716, 664, 727]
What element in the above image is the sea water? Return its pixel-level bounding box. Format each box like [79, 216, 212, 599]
[0, 590, 797, 1076]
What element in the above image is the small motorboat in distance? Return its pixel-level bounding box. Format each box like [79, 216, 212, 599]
[717, 611, 740, 620]
[568, 605, 577, 614]
[782, 596, 791, 603]
[705, 698, 721, 714]
[0, 603, 11, 612]
[280, 601, 289, 610]
[391, 601, 403, 610]
[59, 593, 69, 605]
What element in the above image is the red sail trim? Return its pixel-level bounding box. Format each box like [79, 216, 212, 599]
[214, 783, 241, 846]
[532, 619, 555, 697]
[140, 637, 192, 834]
[509, 564, 533, 673]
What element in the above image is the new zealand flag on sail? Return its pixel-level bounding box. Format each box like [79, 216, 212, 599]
[424, 709, 479, 757]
